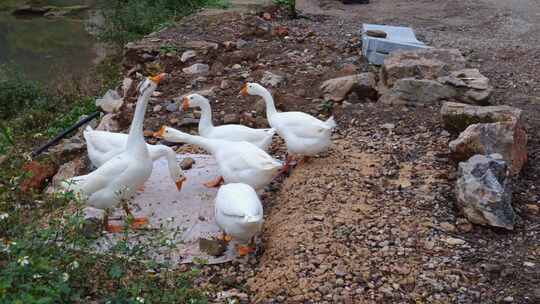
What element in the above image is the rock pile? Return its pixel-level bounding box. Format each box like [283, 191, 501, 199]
[441, 101, 527, 229]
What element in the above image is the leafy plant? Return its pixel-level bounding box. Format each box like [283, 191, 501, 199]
[273, 0, 297, 18]
[97, 0, 230, 46]
[0, 65, 46, 120]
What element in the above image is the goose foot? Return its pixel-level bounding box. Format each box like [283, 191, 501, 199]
[204, 176, 224, 188]
[131, 217, 149, 229]
[218, 232, 232, 243]
[279, 154, 296, 175]
[236, 244, 256, 256]
[298, 156, 311, 165]
[105, 223, 124, 233]
[122, 202, 148, 229]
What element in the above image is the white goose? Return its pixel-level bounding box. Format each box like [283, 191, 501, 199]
[83, 127, 186, 190]
[241, 83, 336, 172]
[215, 183, 263, 256]
[61, 74, 166, 232]
[182, 93, 275, 151]
[154, 126, 282, 190]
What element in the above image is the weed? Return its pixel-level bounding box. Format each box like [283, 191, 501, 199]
[97, 0, 230, 46]
[273, 0, 297, 18]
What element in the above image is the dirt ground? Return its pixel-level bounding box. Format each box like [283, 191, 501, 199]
[116, 0, 540, 302]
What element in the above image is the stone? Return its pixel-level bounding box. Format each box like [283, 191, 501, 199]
[438, 69, 493, 105]
[81, 210, 103, 239]
[456, 218, 473, 233]
[381, 48, 466, 88]
[51, 138, 86, 158]
[46, 158, 88, 194]
[179, 117, 200, 127]
[220, 80, 231, 89]
[12, 5, 50, 16]
[353, 72, 379, 102]
[273, 26, 289, 37]
[449, 120, 527, 175]
[525, 204, 539, 215]
[262, 12, 272, 20]
[379, 78, 456, 105]
[440, 102, 522, 133]
[441, 236, 466, 246]
[166, 102, 179, 112]
[236, 39, 248, 49]
[95, 89, 123, 113]
[20, 161, 57, 193]
[253, 17, 273, 37]
[199, 238, 227, 257]
[232, 64, 242, 70]
[223, 113, 240, 124]
[183, 63, 209, 74]
[181, 50, 197, 62]
[261, 71, 285, 87]
[96, 113, 121, 132]
[180, 157, 195, 170]
[121, 77, 135, 98]
[153, 105, 162, 112]
[183, 41, 218, 50]
[366, 29, 387, 38]
[455, 154, 515, 230]
[503, 296, 514, 303]
[320, 73, 377, 102]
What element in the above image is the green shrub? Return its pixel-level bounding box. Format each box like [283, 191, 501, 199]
[98, 0, 230, 46]
[0, 66, 46, 120]
[273, 0, 296, 17]
[0, 192, 208, 303]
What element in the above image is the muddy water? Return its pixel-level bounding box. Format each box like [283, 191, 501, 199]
[0, 0, 101, 83]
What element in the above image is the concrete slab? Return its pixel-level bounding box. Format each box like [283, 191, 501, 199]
[361, 24, 429, 65]
[92, 154, 241, 265]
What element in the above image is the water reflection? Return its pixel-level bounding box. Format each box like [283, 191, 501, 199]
[0, 0, 99, 84]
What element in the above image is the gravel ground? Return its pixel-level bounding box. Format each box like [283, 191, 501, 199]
[117, 1, 540, 302]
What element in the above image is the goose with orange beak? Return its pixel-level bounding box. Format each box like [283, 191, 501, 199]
[154, 126, 282, 190]
[240, 82, 336, 173]
[180, 93, 275, 151]
[61, 74, 168, 233]
[84, 127, 186, 191]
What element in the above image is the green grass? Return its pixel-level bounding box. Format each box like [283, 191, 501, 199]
[0, 60, 208, 303]
[97, 0, 230, 46]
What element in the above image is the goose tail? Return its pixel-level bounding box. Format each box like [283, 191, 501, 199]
[325, 116, 337, 129]
[244, 214, 263, 223]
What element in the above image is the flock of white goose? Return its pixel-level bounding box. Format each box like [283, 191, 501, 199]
[60, 74, 337, 255]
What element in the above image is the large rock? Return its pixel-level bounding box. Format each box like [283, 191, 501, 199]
[320, 72, 377, 102]
[379, 78, 456, 105]
[456, 154, 515, 230]
[381, 48, 466, 88]
[449, 120, 527, 175]
[441, 102, 522, 133]
[183, 63, 210, 75]
[95, 89, 124, 113]
[261, 71, 285, 87]
[96, 113, 121, 132]
[46, 157, 88, 194]
[438, 69, 493, 105]
[20, 161, 57, 193]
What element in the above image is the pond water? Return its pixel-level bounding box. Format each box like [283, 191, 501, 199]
[0, 0, 101, 84]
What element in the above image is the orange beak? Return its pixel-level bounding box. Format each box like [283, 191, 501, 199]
[182, 96, 190, 111]
[240, 84, 249, 96]
[149, 73, 167, 84]
[153, 125, 167, 138]
[175, 176, 187, 191]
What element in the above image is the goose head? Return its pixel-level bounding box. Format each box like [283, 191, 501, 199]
[240, 82, 266, 97]
[182, 93, 208, 111]
[153, 125, 174, 140]
[138, 73, 167, 96]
